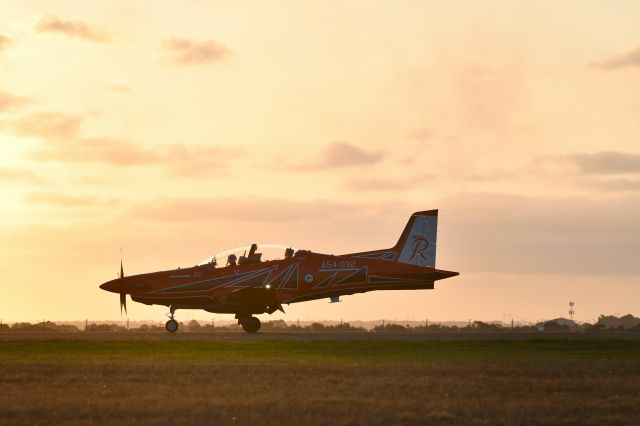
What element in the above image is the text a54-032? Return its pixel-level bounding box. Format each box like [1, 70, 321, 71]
[320, 260, 356, 270]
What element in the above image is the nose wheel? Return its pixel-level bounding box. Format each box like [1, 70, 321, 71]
[165, 319, 179, 333]
[165, 308, 178, 333]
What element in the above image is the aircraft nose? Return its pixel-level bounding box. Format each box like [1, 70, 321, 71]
[99, 279, 121, 293]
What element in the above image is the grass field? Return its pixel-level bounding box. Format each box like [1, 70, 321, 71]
[1, 338, 640, 425]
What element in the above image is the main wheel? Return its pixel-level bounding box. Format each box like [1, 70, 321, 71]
[241, 317, 261, 333]
[165, 319, 179, 333]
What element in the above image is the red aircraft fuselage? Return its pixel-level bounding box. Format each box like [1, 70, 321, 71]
[99, 210, 458, 333]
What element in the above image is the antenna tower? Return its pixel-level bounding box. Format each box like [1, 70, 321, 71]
[569, 302, 575, 321]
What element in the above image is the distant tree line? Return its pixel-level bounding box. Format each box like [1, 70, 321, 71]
[589, 314, 640, 330]
[2, 321, 80, 332]
[2, 315, 640, 333]
[372, 321, 540, 333]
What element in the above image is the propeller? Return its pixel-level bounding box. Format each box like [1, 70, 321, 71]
[120, 292, 127, 315]
[119, 258, 127, 315]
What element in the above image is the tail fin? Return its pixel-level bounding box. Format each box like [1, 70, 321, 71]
[394, 210, 438, 267]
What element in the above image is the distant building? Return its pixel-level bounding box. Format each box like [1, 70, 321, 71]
[536, 318, 578, 332]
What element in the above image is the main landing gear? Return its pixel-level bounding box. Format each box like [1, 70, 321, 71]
[165, 307, 178, 333]
[237, 315, 261, 333]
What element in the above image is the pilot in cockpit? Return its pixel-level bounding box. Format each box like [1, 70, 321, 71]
[284, 247, 294, 259]
[238, 244, 262, 265]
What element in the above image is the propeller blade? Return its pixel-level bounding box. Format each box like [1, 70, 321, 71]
[118, 251, 127, 315]
[120, 293, 127, 315]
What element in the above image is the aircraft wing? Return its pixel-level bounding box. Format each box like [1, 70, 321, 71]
[219, 287, 284, 314]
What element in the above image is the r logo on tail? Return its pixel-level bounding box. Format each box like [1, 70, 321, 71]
[409, 236, 429, 262]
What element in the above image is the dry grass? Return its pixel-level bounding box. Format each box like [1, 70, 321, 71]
[1, 339, 640, 425]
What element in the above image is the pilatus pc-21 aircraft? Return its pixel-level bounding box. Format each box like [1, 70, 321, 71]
[99, 210, 458, 333]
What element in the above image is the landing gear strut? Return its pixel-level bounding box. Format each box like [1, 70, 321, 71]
[165, 307, 178, 333]
[237, 316, 261, 333]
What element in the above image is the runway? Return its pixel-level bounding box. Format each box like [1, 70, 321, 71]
[2, 331, 640, 341]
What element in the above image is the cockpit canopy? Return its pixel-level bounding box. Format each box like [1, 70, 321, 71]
[198, 243, 300, 267]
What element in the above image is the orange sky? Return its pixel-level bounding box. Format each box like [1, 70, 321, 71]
[1, 1, 640, 323]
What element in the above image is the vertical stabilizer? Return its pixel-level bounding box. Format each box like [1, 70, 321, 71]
[395, 210, 438, 267]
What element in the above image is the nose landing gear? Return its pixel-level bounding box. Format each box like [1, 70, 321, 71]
[236, 315, 261, 333]
[165, 307, 178, 333]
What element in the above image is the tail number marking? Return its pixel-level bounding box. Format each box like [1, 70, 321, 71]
[321, 260, 356, 269]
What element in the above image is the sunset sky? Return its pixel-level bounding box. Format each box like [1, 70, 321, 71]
[1, 1, 639, 324]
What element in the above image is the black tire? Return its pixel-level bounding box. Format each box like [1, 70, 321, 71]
[241, 317, 261, 333]
[165, 319, 179, 333]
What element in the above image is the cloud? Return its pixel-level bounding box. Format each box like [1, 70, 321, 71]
[0, 34, 11, 52]
[25, 192, 118, 207]
[346, 172, 438, 192]
[162, 38, 230, 66]
[322, 143, 384, 167]
[580, 178, 640, 193]
[407, 128, 435, 141]
[35, 15, 109, 43]
[31, 136, 159, 165]
[347, 178, 408, 192]
[461, 169, 515, 181]
[162, 145, 243, 177]
[295, 142, 385, 171]
[5, 112, 154, 163]
[567, 151, 640, 175]
[7, 112, 157, 164]
[0, 168, 41, 184]
[593, 46, 640, 69]
[10, 111, 82, 140]
[106, 85, 133, 94]
[3, 110, 241, 175]
[31, 135, 238, 174]
[32, 136, 239, 175]
[0, 91, 31, 113]
[439, 192, 640, 276]
[132, 197, 353, 223]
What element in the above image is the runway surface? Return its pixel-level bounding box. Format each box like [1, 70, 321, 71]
[2, 331, 640, 341]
